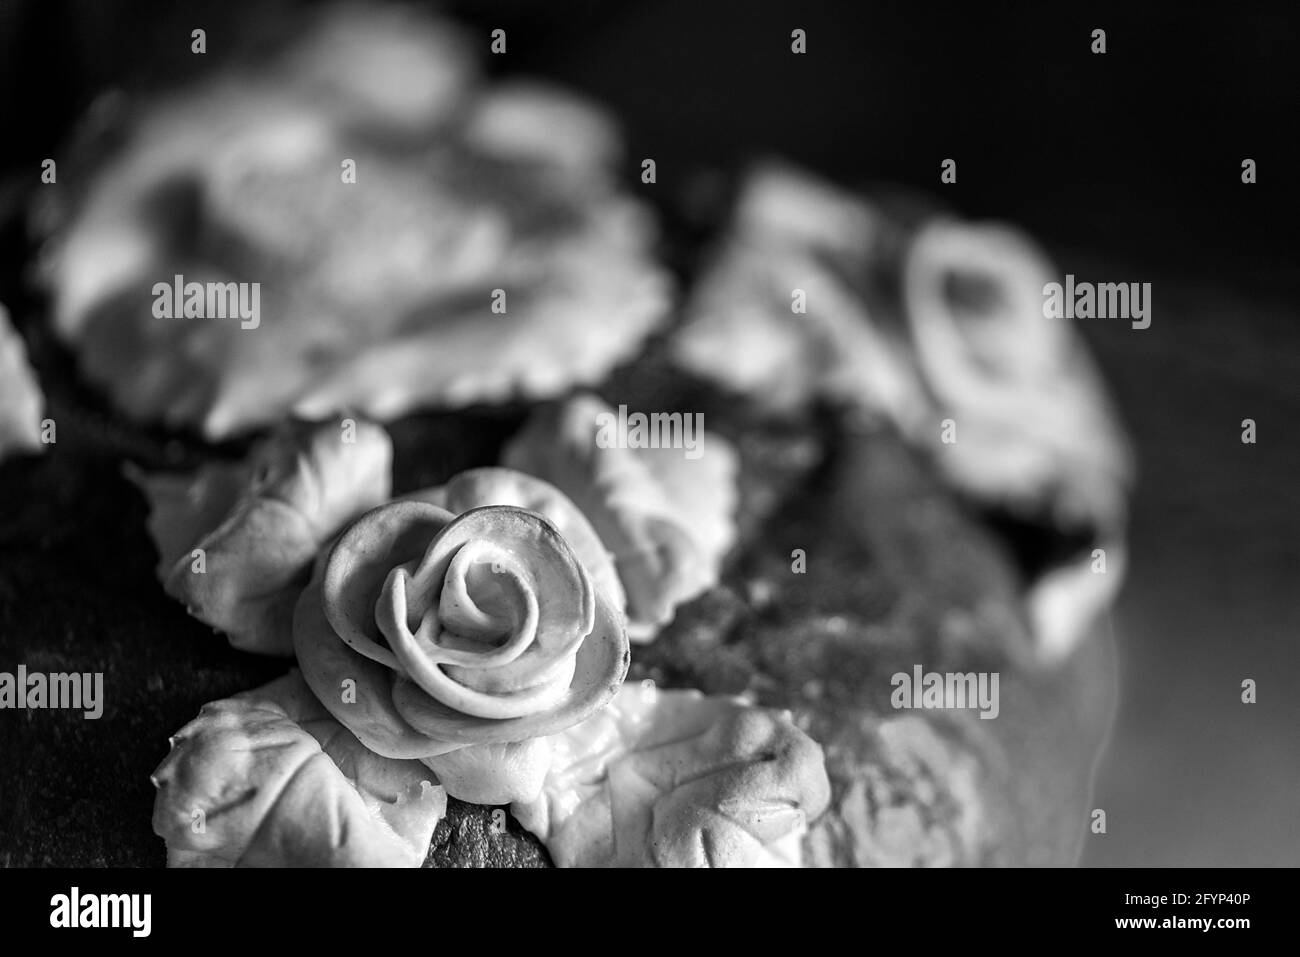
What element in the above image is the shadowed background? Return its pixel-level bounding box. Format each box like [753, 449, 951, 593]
[1, 0, 1296, 866]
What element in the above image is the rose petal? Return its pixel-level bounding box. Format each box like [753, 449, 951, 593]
[422, 737, 553, 806]
[322, 499, 456, 670]
[295, 569, 439, 760]
[130, 417, 392, 654]
[151, 670, 447, 867]
[502, 394, 738, 639]
[512, 681, 831, 867]
[413, 467, 626, 614]
[0, 303, 44, 461]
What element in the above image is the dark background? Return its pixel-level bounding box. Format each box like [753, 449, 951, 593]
[1, 0, 1296, 866]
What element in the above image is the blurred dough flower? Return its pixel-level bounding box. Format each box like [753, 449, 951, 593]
[152, 670, 446, 867]
[34, 2, 670, 438]
[672, 162, 1131, 662]
[503, 393, 738, 640]
[0, 303, 45, 462]
[512, 680, 831, 867]
[130, 417, 392, 654]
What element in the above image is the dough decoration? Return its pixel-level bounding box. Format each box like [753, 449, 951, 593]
[0, 303, 45, 462]
[410, 467, 627, 618]
[137, 415, 824, 863]
[503, 393, 739, 641]
[901, 220, 1132, 661]
[152, 670, 447, 868]
[132, 419, 631, 805]
[672, 163, 1131, 662]
[34, 2, 670, 438]
[129, 418, 392, 654]
[294, 497, 630, 805]
[4, 3, 1121, 874]
[512, 680, 831, 867]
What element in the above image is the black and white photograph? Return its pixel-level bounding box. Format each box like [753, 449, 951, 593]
[0, 0, 1293, 934]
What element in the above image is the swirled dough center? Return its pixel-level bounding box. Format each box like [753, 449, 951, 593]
[374, 515, 590, 720]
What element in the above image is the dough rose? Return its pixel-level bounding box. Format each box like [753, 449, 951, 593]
[294, 487, 630, 804]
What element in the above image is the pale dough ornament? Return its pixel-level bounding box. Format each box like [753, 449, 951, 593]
[512, 680, 831, 867]
[504, 393, 739, 641]
[0, 303, 45, 462]
[152, 670, 447, 867]
[672, 163, 1131, 663]
[129, 418, 393, 654]
[34, 3, 670, 439]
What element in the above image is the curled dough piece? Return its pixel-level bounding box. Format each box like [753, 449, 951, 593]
[0, 303, 45, 462]
[151, 670, 447, 867]
[902, 220, 1132, 662]
[130, 417, 392, 654]
[901, 218, 1132, 533]
[673, 162, 1132, 664]
[503, 393, 738, 640]
[513, 681, 831, 867]
[409, 466, 627, 617]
